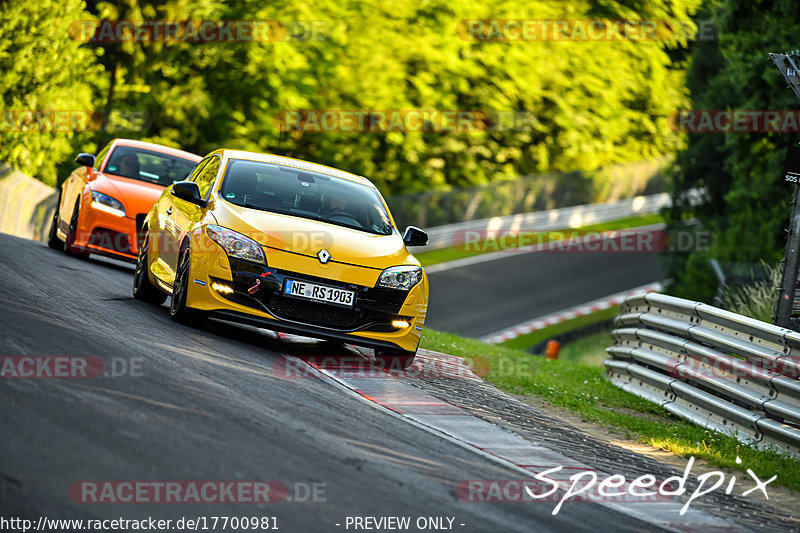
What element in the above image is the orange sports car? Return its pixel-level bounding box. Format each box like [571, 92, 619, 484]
[48, 139, 201, 262]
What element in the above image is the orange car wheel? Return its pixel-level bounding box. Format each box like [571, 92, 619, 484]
[63, 200, 88, 258]
[47, 194, 62, 250]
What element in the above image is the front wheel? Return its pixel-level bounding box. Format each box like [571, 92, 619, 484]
[133, 234, 167, 305]
[169, 247, 207, 327]
[63, 201, 88, 258]
[375, 348, 417, 370]
[47, 197, 62, 250]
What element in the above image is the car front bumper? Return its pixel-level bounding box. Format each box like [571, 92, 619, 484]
[73, 205, 147, 262]
[182, 252, 428, 353]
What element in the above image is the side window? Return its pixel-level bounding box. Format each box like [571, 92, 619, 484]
[195, 156, 221, 200]
[95, 144, 112, 169]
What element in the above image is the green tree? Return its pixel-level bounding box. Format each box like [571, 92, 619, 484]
[0, 0, 105, 185]
[667, 0, 798, 302]
[233, 0, 702, 193]
[7, 0, 702, 198]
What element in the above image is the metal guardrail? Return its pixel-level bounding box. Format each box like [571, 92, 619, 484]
[411, 189, 704, 251]
[605, 292, 800, 459]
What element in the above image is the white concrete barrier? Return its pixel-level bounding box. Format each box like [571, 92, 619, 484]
[0, 164, 58, 242]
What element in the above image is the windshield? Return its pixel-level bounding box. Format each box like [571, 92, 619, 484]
[104, 146, 198, 186]
[219, 159, 394, 236]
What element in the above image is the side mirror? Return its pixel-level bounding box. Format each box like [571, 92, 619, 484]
[75, 153, 95, 168]
[403, 226, 428, 247]
[171, 181, 206, 207]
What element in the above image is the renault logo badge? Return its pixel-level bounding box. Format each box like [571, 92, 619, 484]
[317, 249, 331, 264]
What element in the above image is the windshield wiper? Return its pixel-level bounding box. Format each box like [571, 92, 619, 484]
[233, 202, 263, 210]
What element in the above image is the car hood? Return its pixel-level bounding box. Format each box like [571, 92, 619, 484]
[91, 173, 166, 217]
[211, 199, 418, 270]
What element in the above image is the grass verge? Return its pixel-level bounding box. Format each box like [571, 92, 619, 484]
[415, 213, 664, 267]
[500, 305, 618, 352]
[556, 330, 615, 366]
[419, 328, 800, 490]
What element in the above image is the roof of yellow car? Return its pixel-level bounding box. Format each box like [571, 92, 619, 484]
[216, 149, 375, 188]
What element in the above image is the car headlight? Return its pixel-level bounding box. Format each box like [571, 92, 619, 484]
[206, 224, 266, 264]
[377, 265, 423, 290]
[91, 191, 126, 217]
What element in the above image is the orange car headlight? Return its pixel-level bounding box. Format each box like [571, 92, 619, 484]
[91, 191, 126, 217]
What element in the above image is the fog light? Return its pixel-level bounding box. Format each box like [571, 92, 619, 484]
[392, 319, 410, 329]
[211, 282, 234, 295]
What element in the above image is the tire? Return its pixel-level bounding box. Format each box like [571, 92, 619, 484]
[47, 195, 63, 250]
[169, 246, 207, 327]
[63, 200, 88, 258]
[133, 233, 167, 305]
[375, 348, 417, 370]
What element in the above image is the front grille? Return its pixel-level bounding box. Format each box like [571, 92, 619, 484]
[224, 259, 408, 331]
[268, 296, 362, 329]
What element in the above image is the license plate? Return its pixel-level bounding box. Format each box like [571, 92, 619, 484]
[283, 279, 355, 308]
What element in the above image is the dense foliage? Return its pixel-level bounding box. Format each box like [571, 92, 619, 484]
[2, 0, 699, 191]
[0, 0, 105, 185]
[667, 0, 799, 302]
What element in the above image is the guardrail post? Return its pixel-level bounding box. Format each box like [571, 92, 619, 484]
[775, 181, 800, 329]
[770, 52, 800, 329]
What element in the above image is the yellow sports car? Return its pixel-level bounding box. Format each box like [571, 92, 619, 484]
[134, 149, 429, 368]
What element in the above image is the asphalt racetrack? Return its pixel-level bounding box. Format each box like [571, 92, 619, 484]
[0, 233, 668, 532]
[425, 246, 664, 338]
